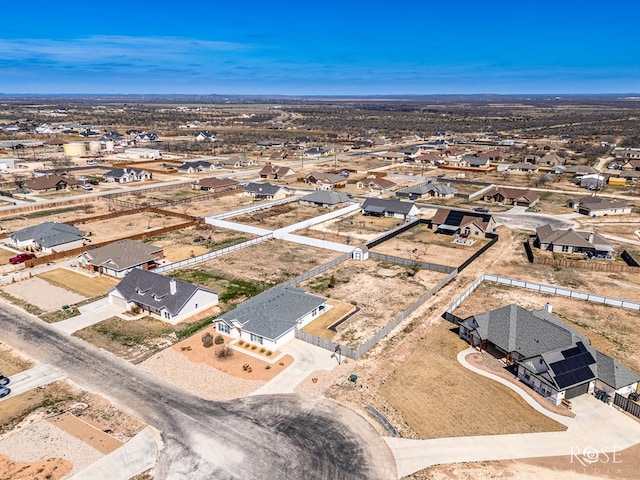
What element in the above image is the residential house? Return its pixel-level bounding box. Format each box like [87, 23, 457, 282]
[304, 172, 347, 190]
[243, 182, 288, 200]
[103, 168, 151, 183]
[218, 157, 256, 168]
[257, 140, 282, 149]
[134, 132, 159, 143]
[24, 175, 81, 192]
[614, 147, 640, 160]
[376, 152, 406, 162]
[508, 162, 539, 173]
[356, 177, 397, 194]
[10, 222, 84, 254]
[536, 153, 563, 166]
[621, 159, 640, 171]
[578, 174, 605, 190]
[194, 131, 215, 142]
[299, 191, 352, 209]
[567, 196, 632, 216]
[109, 269, 218, 325]
[361, 198, 419, 220]
[193, 177, 240, 192]
[258, 163, 296, 180]
[459, 304, 640, 405]
[484, 187, 540, 207]
[303, 147, 326, 158]
[353, 140, 374, 149]
[465, 156, 491, 168]
[177, 161, 215, 174]
[215, 285, 328, 349]
[478, 150, 509, 162]
[78, 239, 164, 277]
[564, 165, 597, 176]
[430, 208, 495, 238]
[534, 224, 615, 259]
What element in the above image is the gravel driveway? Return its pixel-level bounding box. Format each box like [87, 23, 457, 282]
[3, 277, 85, 312]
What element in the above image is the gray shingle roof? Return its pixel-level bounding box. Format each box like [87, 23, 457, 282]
[594, 350, 640, 389]
[244, 182, 282, 196]
[113, 269, 217, 316]
[462, 304, 578, 358]
[300, 191, 351, 205]
[361, 198, 415, 215]
[81, 239, 163, 271]
[11, 222, 84, 248]
[218, 285, 326, 340]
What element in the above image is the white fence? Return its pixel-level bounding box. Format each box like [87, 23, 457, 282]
[206, 196, 299, 220]
[278, 233, 355, 253]
[154, 234, 273, 274]
[446, 273, 640, 313]
[205, 218, 273, 236]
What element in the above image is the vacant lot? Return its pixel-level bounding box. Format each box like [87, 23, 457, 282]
[144, 224, 257, 262]
[378, 320, 566, 438]
[2, 277, 85, 313]
[78, 210, 188, 244]
[232, 203, 327, 229]
[171, 239, 340, 304]
[321, 212, 407, 236]
[73, 314, 218, 363]
[0, 202, 110, 233]
[370, 222, 491, 268]
[452, 281, 640, 374]
[37, 269, 117, 297]
[299, 259, 448, 349]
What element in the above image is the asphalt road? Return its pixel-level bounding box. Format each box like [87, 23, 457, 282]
[0, 303, 396, 480]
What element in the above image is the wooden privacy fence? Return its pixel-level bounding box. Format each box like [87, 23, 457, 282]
[525, 241, 640, 273]
[614, 393, 640, 419]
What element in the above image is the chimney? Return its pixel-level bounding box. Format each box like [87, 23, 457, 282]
[544, 302, 552, 313]
[170, 279, 177, 295]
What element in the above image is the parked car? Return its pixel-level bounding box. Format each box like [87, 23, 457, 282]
[89, 179, 100, 185]
[473, 207, 489, 213]
[0, 385, 11, 398]
[0, 372, 9, 386]
[82, 184, 93, 190]
[9, 253, 36, 264]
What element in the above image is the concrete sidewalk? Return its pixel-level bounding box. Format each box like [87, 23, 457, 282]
[0, 364, 65, 401]
[53, 298, 122, 334]
[69, 426, 159, 480]
[384, 349, 640, 479]
[249, 339, 340, 395]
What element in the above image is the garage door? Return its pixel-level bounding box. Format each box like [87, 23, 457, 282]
[565, 382, 590, 400]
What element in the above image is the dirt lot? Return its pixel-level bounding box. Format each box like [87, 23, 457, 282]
[370, 222, 491, 268]
[299, 259, 448, 349]
[73, 312, 219, 364]
[231, 203, 329, 229]
[170, 239, 342, 301]
[37, 268, 117, 297]
[0, 202, 110, 233]
[3, 277, 85, 312]
[144, 224, 257, 263]
[78, 210, 188, 244]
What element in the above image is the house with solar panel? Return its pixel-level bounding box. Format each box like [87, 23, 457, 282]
[459, 304, 640, 406]
[430, 207, 496, 238]
[214, 285, 328, 350]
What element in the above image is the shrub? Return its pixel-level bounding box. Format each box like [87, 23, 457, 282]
[251, 345, 258, 350]
[265, 365, 271, 370]
[260, 347, 266, 353]
[202, 332, 214, 348]
[216, 345, 233, 359]
[266, 350, 273, 356]
[238, 340, 245, 346]
[214, 335, 224, 345]
[242, 363, 250, 371]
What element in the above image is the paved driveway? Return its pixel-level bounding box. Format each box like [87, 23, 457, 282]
[249, 338, 340, 396]
[0, 364, 65, 401]
[53, 298, 123, 334]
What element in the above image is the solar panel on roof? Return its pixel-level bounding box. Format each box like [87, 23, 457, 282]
[555, 366, 595, 389]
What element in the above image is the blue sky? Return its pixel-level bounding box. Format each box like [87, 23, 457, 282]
[2, 1, 639, 95]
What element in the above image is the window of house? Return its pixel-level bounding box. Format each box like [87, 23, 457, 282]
[561, 245, 569, 252]
[250, 334, 263, 345]
[218, 322, 230, 334]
